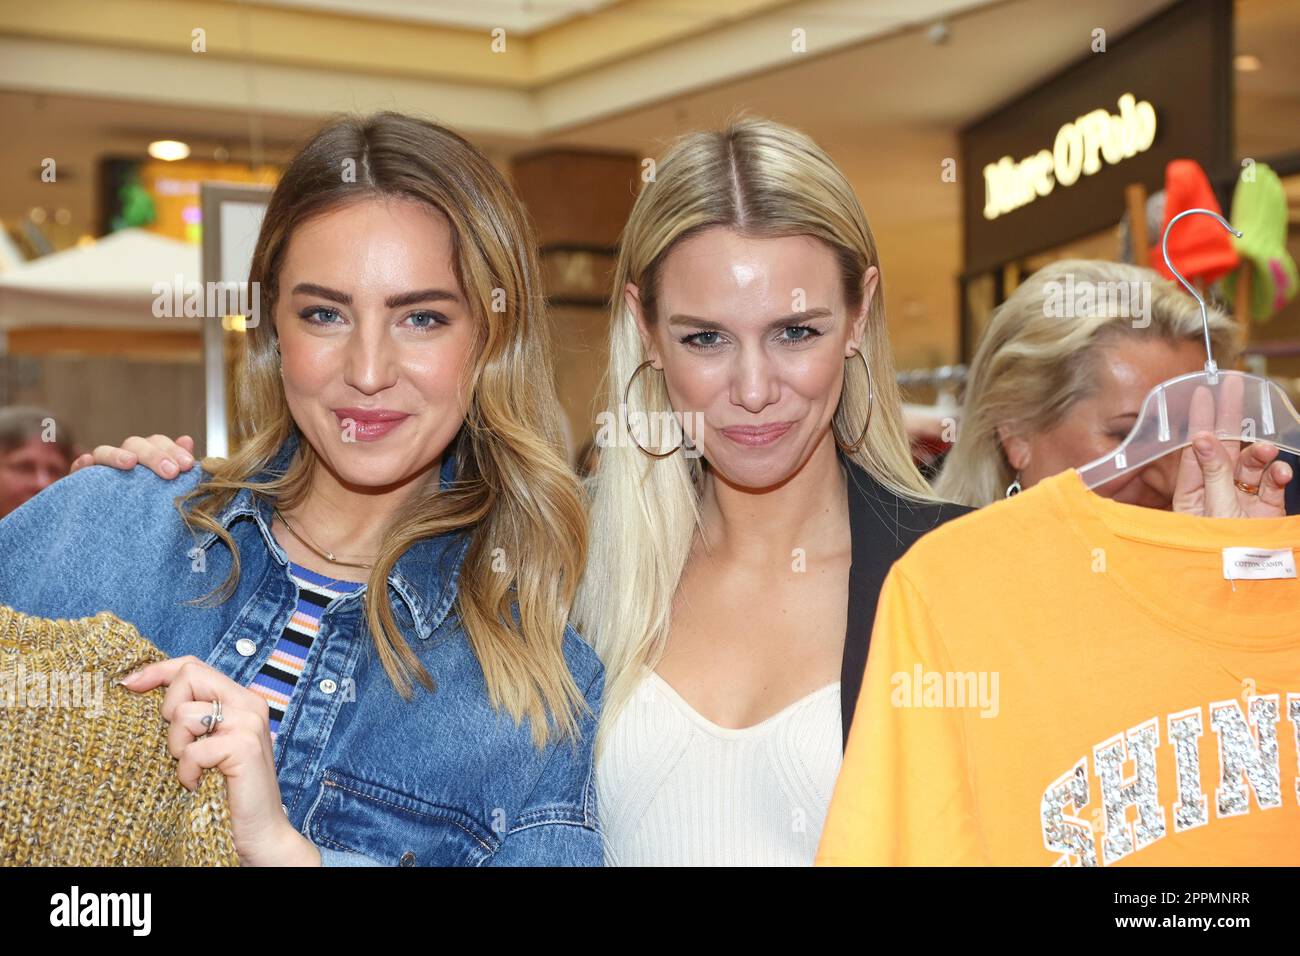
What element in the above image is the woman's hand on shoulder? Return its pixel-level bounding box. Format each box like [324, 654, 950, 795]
[69, 434, 195, 479]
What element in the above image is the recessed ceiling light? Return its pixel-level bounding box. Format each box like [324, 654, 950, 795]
[148, 140, 191, 161]
[1234, 54, 1262, 72]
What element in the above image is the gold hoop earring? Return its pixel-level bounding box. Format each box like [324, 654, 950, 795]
[623, 359, 695, 459]
[832, 348, 874, 455]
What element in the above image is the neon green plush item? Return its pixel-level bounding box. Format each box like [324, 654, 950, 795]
[1223, 163, 1298, 322]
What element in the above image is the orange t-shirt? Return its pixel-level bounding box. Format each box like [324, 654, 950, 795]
[817, 468, 1300, 866]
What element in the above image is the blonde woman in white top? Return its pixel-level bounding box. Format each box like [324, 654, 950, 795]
[575, 117, 966, 864]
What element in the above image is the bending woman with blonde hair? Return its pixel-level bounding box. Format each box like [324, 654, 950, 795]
[934, 259, 1293, 513]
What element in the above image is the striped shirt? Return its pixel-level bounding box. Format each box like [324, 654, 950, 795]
[249, 561, 365, 744]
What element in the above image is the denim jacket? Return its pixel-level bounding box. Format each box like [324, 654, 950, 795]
[0, 433, 605, 866]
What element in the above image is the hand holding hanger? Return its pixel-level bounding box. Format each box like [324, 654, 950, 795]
[1173, 437, 1292, 518]
[1078, 209, 1300, 508]
[1172, 370, 1292, 516]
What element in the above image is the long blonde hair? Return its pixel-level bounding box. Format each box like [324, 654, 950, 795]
[935, 259, 1241, 507]
[575, 116, 934, 753]
[178, 112, 589, 748]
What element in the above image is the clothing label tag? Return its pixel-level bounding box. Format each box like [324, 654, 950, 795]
[1221, 547, 1297, 580]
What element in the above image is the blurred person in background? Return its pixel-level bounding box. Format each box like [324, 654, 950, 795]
[934, 259, 1295, 515]
[0, 406, 77, 517]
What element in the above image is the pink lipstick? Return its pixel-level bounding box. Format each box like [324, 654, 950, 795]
[333, 407, 411, 442]
[720, 421, 794, 447]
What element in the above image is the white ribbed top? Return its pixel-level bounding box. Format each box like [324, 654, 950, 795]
[597, 671, 843, 866]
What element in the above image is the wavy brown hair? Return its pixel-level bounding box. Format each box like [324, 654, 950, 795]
[178, 112, 589, 747]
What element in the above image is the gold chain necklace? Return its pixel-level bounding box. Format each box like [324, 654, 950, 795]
[273, 507, 375, 570]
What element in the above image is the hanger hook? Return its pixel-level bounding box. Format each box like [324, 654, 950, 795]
[1160, 207, 1242, 375]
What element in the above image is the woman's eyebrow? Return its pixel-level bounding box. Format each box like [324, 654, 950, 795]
[385, 288, 462, 309]
[667, 307, 833, 331]
[290, 283, 461, 309]
[292, 282, 351, 304]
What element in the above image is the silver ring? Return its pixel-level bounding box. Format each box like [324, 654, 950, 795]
[203, 697, 224, 738]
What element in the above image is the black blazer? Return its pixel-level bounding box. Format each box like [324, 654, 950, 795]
[839, 452, 972, 747]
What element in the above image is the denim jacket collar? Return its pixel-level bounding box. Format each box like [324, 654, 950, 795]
[193, 430, 470, 641]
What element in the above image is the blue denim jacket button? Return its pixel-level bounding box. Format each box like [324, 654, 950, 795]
[399, 851, 416, 866]
[235, 638, 257, 657]
[319, 678, 337, 694]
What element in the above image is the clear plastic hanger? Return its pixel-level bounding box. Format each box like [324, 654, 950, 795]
[1077, 207, 1300, 489]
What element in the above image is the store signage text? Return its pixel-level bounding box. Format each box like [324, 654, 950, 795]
[982, 93, 1158, 221]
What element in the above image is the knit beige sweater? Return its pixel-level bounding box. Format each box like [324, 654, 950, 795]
[0, 604, 240, 866]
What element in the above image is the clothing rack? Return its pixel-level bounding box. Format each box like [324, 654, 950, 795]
[898, 366, 967, 441]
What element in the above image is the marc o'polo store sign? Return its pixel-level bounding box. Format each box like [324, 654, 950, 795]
[982, 93, 1158, 221]
[960, 0, 1232, 275]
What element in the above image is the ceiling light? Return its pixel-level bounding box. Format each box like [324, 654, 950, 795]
[148, 140, 191, 161]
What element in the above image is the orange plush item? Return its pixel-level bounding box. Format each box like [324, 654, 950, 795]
[1148, 159, 1239, 285]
